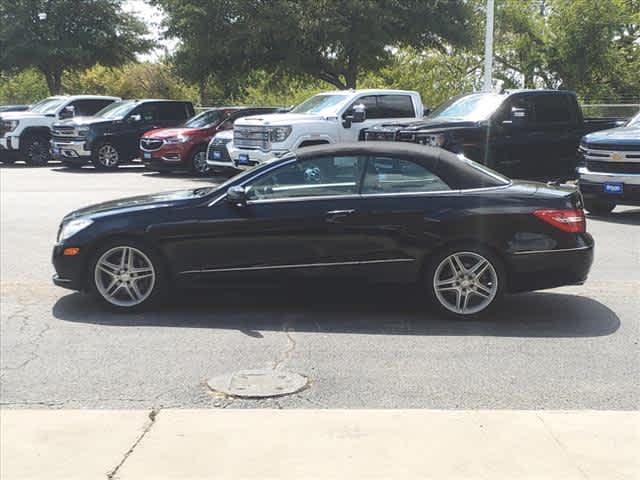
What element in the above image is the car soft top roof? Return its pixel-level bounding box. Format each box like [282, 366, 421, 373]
[294, 142, 510, 190]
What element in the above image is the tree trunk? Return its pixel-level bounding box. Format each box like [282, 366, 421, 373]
[43, 68, 63, 95]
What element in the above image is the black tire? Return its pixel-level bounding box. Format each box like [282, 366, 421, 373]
[584, 200, 615, 215]
[88, 238, 168, 311]
[21, 134, 51, 166]
[92, 142, 121, 170]
[189, 146, 210, 176]
[424, 244, 505, 320]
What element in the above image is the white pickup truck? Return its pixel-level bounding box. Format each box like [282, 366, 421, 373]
[217, 89, 424, 170]
[0, 95, 119, 165]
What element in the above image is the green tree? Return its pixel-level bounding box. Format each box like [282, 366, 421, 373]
[0, 68, 48, 103]
[0, 0, 153, 94]
[154, 0, 476, 90]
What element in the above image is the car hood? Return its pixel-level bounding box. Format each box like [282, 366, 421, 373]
[367, 117, 480, 132]
[583, 125, 640, 148]
[143, 127, 203, 139]
[0, 111, 49, 121]
[55, 116, 113, 127]
[64, 188, 212, 220]
[236, 112, 331, 127]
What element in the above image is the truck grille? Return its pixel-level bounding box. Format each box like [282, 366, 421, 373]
[234, 127, 270, 150]
[587, 160, 640, 174]
[51, 126, 76, 137]
[140, 138, 163, 151]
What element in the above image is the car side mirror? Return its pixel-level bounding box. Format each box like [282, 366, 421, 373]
[226, 185, 247, 206]
[342, 104, 366, 128]
[128, 114, 142, 123]
[59, 106, 75, 120]
[506, 107, 529, 126]
[423, 107, 431, 117]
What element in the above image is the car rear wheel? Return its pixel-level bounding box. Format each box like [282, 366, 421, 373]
[22, 134, 51, 166]
[91, 241, 166, 310]
[92, 143, 121, 170]
[426, 247, 504, 319]
[584, 200, 615, 215]
[189, 147, 209, 176]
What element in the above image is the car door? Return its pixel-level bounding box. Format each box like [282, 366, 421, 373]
[122, 103, 160, 157]
[350, 155, 455, 281]
[182, 154, 368, 284]
[339, 94, 418, 143]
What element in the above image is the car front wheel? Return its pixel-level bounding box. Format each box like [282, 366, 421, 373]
[92, 143, 121, 170]
[427, 247, 504, 319]
[91, 241, 166, 310]
[22, 134, 51, 166]
[189, 147, 209, 176]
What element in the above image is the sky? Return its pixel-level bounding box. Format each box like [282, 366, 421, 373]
[123, 0, 177, 61]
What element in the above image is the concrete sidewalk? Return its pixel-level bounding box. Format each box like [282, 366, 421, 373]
[1, 409, 638, 480]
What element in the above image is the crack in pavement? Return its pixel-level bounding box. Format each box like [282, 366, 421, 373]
[535, 413, 590, 480]
[107, 408, 160, 480]
[272, 315, 299, 371]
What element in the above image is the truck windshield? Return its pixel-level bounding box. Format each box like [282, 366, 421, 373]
[629, 112, 640, 126]
[30, 98, 67, 114]
[183, 109, 224, 128]
[95, 100, 136, 120]
[429, 93, 505, 121]
[290, 94, 349, 114]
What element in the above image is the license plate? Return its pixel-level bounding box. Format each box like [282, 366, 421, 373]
[143, 152, 151, 159]
[237, 153, 250, 166]
[213, 150, 222, 160]
[603, 182, 623, 194]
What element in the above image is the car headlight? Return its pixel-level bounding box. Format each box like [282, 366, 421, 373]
[421, 133, 446, 147]
[77, 128, 90, 138]
[267, 126, 292, 143]
[212, 137, 232, 146]
[164, 135, 191, 144]
[2, 120, 19, 132]
[58, 218, 93, 242]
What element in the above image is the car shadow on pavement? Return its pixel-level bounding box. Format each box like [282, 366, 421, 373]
[52, 285, 620, 339]
[587, 209, 640, 225]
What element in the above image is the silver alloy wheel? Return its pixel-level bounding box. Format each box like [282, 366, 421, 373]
[192, 150, 209, 173]
[94, 246, 156, 307]
[97, 144, 119, 167]
[433, 251, 498, 315]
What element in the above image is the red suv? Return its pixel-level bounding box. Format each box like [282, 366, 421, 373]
[141, 107, 285, 175]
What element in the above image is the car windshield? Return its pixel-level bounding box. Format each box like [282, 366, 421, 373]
[95, 100, 137, 119]
[30, 97, 67, 114]
[628, 111, 640, 126]
[429, 93, 505, 121]
[290, 94, 349, 114]
[184, 109, 225, 128]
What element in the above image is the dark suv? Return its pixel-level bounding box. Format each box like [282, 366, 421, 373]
[51, 99, 195, 169]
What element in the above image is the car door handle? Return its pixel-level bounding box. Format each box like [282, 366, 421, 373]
[325, 209, 356, 222]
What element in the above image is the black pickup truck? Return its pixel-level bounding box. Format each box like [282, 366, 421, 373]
[363, 90, 625, 181]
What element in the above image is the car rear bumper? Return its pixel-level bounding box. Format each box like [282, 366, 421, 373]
[506, 236, 594, 293]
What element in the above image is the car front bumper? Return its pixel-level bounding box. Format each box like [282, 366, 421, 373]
[52, 243, 90, 291]
[227, 145, 288, 170]
[506, 234, 594, 293]
[577, 166, 640, 205]
[51, 139, 92, 163]
[0, 135, 20, 151]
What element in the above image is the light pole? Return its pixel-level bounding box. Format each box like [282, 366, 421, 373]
[483, 0, 495, 92]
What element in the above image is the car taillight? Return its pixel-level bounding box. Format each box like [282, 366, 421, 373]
[534, 209, 586, 233]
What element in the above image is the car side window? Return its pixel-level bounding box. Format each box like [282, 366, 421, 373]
[344, 95, 382, 119]
[377, 95, 416, 118]
[246, 156, 366, 201]
[531, 94, 571, 124]
[493, 95, 533, 124]
[157, 103, 189, 121]
[362, 156, 450, 194]
[130, 103, 158, 122]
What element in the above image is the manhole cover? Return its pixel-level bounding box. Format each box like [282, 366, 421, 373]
[207, 369, 308, 398]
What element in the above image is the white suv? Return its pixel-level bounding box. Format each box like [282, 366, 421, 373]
[226, 89, 424, 169]
[0, 95, 119, 165]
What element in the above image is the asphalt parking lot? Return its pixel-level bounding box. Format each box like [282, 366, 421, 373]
[1, 163, 639, 410]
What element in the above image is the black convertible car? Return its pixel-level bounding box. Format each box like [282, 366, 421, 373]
[52, 143, 593, 317]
